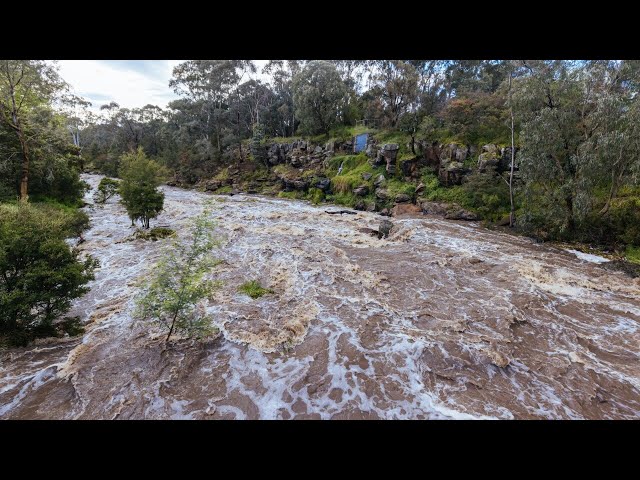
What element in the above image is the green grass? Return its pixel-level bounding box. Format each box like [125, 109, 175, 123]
[278, 191, 305, 200]
[386, 179, 416, 198]
[626, 245, 640, 264]
[238, 280, 275, 299]
[213, 185, 233, 194]
[308, 187, 325, 205]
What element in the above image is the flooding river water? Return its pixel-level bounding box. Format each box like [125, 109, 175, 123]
[1, 174, 639, 419]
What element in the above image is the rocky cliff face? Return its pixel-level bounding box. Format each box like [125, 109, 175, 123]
[197, 134, 519, 221]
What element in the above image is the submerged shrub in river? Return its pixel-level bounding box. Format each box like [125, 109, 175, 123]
[135, 207, 221, 342]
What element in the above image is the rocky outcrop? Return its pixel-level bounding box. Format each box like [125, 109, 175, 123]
[353, 185, 369, 196]
[438, 143, 471, 186]
[400, 156, 424, 179]
[313, 177, 331, 192]
[419, 200, 480, 221]
[378, 219, 394, 239]
[375, 189, 389, 201]
[266, 139, 352, 168]
[381, 144, 399, 174]
[281, 178, 309, 192]
[391, 203, 422, 217]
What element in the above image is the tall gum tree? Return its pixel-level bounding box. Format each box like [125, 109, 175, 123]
[0, 60, 64, 201]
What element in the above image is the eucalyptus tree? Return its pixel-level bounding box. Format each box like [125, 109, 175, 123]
[0, 60, 65, 200]
[371, 60, 420, 128]
[291, 61, 348, 134]
[170, 60, 255, 158]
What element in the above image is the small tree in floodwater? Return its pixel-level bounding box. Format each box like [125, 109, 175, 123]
[135, 208, 221, 342]
[118, 147, 165, 229]
[93, 177, 120, 204]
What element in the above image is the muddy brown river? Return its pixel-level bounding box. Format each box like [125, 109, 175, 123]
[1, 174, 639, 419]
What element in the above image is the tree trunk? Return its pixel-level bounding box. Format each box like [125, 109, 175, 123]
[166, 310, 179, 342]
[565, 195, 575, 233]
[508, 72, 516, 228]
[17, 126, 30, 202]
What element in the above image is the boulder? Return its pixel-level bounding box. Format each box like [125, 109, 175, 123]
[282, 178, 309, 192]
[419, 201, 450, 216]
[361, 172, 373, 181]
[354, 200, 366, 211]
[374, 174, 386, 188]
[353, 185, 369, 196]
[314, 177, 331, 192]
[415, 182, 425, 195]
[358, 227, 379, 237]
[482, 144, 499, 155]
[371, 151, 386, 167]
[394, 193, 411, 203]
[365, 144, 378, 158]
[499, 146, 518, 172]
[418, 200, 479, 221]
[379, 208, 391, 216]
[381, 144, 399, 174]
[378, 219, 394, 239]
[290, 156, 303, 167]
[392, 203, 422, 217]
[400, 157, 422, 178]
[438, 161, 469, 186]
[205, 180, 222, 192]
[375, 188, 389, 200]
[478, 151, 500, 173]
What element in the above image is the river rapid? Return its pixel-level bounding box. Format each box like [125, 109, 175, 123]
[1, 174, 638, 419]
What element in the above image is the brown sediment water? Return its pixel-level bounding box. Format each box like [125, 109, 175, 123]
[1, 174, 638, 419]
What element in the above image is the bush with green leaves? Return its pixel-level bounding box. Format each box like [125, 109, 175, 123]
[93, 177, 120, 204]
[0, 203, 98, 347]
[118, 147, 166, 229]
[135, 207, 221, 342]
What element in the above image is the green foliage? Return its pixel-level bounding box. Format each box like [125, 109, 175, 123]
[132, 227, 176, 241]
[386, 179, 416, 198]
[118, 147, 166, 229]
[461, 172, 511, 222]
[308, 187, 325, 204]
[238, 280, 274, 299]
[135, 207, 221, 342]
[292, 61, 349, 135]
[213, 185, 233, 194]
[93, 177, 120, 204]
[250, 123, 268, 167]
[0, 203, 97, 347]
[278, 190, 305, 200]
[626, 245, 640, 264]
[438, 91, 509, 145]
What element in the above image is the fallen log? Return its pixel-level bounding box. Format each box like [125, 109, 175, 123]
[324, 210, 357, 215]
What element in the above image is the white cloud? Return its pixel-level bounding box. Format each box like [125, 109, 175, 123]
[57, 60, 181, 112]
[57, 60, 272, 113]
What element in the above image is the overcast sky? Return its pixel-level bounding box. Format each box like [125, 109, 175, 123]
[57, 60, 269, 112]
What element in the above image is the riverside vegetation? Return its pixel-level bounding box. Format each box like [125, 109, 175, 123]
[2, 59, 640, 347]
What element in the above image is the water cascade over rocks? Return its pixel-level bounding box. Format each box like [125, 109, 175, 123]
[1, 175, 638, 419]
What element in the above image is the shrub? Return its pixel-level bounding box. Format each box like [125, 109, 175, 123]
[135, 208, 221, 342]
[118, 147, 166, 229]
[238, 280, 274, 299]
[93, 177, 120, 204]
[0, 203, 97, 347]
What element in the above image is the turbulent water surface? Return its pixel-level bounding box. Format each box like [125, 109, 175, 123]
[1, 174, 639, 419]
